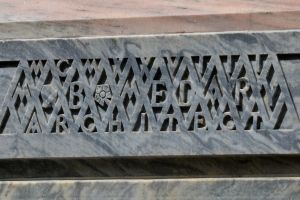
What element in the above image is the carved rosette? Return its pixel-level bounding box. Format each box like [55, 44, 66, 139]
[94, 84, 112, 106]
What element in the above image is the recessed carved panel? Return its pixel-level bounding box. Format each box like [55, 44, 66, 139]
[0, 31, 300, 158]
[0, 54, 298, 134]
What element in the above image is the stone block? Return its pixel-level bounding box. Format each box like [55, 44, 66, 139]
[0, 178, 299, 199]
[0, 31, 299, 158]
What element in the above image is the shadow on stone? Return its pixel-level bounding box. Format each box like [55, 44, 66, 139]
[0, 155, 300, 180]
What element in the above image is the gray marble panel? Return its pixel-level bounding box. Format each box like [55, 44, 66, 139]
[0, 177, 299, 199]
[1, 31, 300, 158]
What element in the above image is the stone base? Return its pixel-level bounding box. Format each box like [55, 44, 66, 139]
[0, 178, 299, 199]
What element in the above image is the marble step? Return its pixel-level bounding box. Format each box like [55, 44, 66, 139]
[1, 0, 300, 40]
[0, 177, 299, 199]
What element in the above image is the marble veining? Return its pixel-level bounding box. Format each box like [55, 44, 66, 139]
[0, 178, 299, 199]
[0, 31, 300, 158]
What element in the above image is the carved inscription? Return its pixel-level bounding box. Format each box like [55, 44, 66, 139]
[0, 54, 298, 134]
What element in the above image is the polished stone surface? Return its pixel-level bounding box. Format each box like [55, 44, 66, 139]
[0, 31, 300, 158]
[1, 0, 300, 39]
[3, 0, 300, 22]
[0, 177, 299, 199]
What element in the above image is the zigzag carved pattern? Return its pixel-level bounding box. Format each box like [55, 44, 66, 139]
[0, 54, 297, 134]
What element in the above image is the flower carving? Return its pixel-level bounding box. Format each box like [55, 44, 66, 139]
[94, 84, 112, 106]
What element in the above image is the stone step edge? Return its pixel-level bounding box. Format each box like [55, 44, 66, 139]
[0, 177, 299, 199]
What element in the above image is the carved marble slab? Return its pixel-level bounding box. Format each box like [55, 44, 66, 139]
[1, 31, 300, 158]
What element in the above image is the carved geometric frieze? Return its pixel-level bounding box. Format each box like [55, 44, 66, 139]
[0, 31, 300, 158]
[0, 54, 297, 134]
